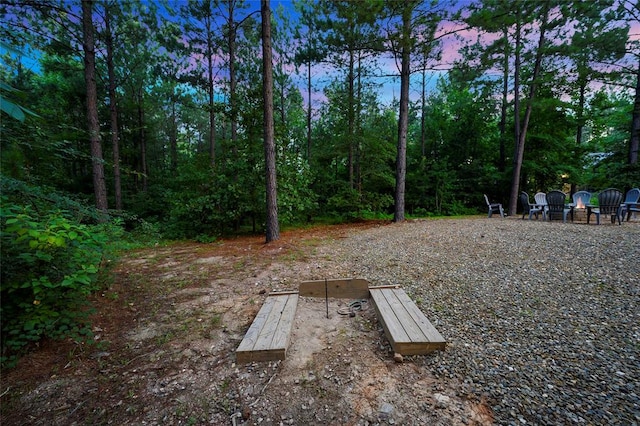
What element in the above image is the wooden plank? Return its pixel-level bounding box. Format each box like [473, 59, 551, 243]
[270, 294, 298, 351]
[381, 288, 425, 342]
[299, 278, 370, 299]
[253, 295, 289, 351]
[369, 287, 446, 356]
[394, 289, 446, 350]
[236, 296, 277, 353]
[236, 294, 299, 363]
[370, 288, 410, 352]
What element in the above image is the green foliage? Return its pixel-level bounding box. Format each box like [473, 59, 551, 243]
[2, 0, 636, 242]
[1, 198, 108, 366]
[277, 153, 318, 224]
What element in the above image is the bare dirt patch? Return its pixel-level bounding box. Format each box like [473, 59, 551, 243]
[2, 222, 491, 425]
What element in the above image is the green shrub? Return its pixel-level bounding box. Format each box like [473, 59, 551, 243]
[1, 199, 107, 366]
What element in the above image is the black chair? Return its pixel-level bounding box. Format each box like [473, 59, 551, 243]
[545, 190, 570, 222]
[587, 188, 623, 225]
[519, 192, 544, 220]
[620, 188, 640, 221]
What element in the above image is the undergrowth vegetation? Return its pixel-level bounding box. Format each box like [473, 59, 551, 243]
[0, 178, 159, 367]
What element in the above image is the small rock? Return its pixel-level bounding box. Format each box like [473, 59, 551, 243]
[393, 353, 404, 363]
[378, 402, 394, 420]
[242, 407, 251, 420]
[433, 393, 450, 409]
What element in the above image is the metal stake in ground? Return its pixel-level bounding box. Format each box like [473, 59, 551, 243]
[325, 278, 329, 319]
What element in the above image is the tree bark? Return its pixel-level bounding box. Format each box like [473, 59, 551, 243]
[508, 4, 549, 216]
[81, 0, 108, 218]
[348, 49, 355, 190]
[206, 8, 216, 167]
[498, 26, 509, 173]
[104, 6, 122, 210]
[571, 79, 587, 195]
[306, 59, 312, 161]
[262, 0, 279, 242]
[137, 88, 148, 192]
[228, 0, 238, 148]
[420, 64, 426, 158]
[630, 60, 640, 165]
[170, 100, 177, 172]
[394, 4, 412, 223]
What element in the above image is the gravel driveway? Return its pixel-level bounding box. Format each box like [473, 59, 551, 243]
[315, 217, 640, 425]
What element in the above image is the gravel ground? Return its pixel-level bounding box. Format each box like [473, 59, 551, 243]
[315, 217, 640, 425]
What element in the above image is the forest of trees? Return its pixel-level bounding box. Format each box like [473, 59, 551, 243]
[1, 0, 638, 360]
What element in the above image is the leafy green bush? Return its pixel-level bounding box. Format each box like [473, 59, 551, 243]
[0, 199, 107, 366]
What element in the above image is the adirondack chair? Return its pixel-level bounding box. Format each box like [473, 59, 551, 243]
[545, 190, 570, 222]
[619, 188, 640, 222]
[587, 188, 623, 225]
[534, 192, 547, 212]
[484, 194, 504, 218]
[519, 192, 544, 220]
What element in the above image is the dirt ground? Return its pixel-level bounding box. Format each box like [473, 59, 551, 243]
[1, 222, 493, 425]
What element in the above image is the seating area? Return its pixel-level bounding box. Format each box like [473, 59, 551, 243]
[515, 188, 639, 225]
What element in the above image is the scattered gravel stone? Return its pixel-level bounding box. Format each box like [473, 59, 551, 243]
[378, 402, 394, 419]
[314, 217, 640, 425]
[434, 392, 451, 408]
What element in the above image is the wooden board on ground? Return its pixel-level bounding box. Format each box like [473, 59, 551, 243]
[236, 292, 299, 363]
[369, 287, 446, 356]
[299, 278, 370, 299]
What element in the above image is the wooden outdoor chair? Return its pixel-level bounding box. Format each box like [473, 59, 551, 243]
[545, 190, 570, 222]
[619, 188, 640, 222]
[519, 192, 544, 220]
[484, 194, 504, 218]
[587, 188, 623, 225]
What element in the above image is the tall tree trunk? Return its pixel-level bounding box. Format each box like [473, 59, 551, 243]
[571, 78, 587, 195]
[228, 0, 238, 148]
[394, 4, 412, 223]
[262, 0, 279, 242]
[630, 61, 640, 165]
[508, 4, 549, 216]
[138, 89, 148, 192]
[420, 65, 426, 158]
[81, 0, 108, 218]
[306, 60, 312, 161]
[498, 26, 509, 173]
[510, 12, 521, 215]
[347, 49, 355, 190]
[171, 100, 177, 172]
[206, 11, 216, 167]
[355, 53, 362, 195]
[104, 7, 122, 210]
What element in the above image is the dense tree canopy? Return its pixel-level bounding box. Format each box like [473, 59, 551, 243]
[1, 0, 637, 229]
